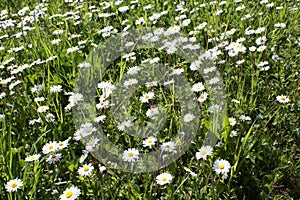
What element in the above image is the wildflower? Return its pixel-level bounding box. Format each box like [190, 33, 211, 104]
[118, 6, 129, 12]
[78, 163, 94, 176]
[69, 93, 83, 106]
[208, 104, 221, 113]
[46, 113, 55, 122]
[160, 141, 176, 153]
[191, 82, 205, 92]
[156, 172, 172, 185]
[256, 36, 267, 45]
[196, 145, 213, 160]
[197, 92, 208, 103]
[122, 148, 139, 162]
[78, 62, 91, 68]
[184, 167, 197, 177]
[66, 46, 79, 54]
[124, 78, 138, 87]
[57, 138, 70, 150]
[34, 97, 45, 102]
[126, 66, 141, 75]
[228, 117, 237, 126]
[42, 141, 58, 154]
[37, 105, 49, 113]
[257, 45, 266, 52]
[146, 107, 159, 118]
[276, 95, 290, 103]
[46, 153, 62, 164]
[239, 115, 251, 121]
[143, 136, 157, 148]
[5, 178, 23, 192]
[50, 85, 62, 93]
[183, 113, 195, 122]
[140, 92, 155, 103]
[99, 166, 107, 173]
[25, 154, 41, 162]
[94, 115, 106, 123]
[230, 130, 238, 138]
[213, 159, 231, 175]
[60, 186, 81, 200]
[85, 137, 100, 152]
[117, 120, 133, 131]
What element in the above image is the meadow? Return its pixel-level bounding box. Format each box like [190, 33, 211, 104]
[0, 0, 299, 199]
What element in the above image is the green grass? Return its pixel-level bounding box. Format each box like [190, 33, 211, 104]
[0, 0, 299, 199]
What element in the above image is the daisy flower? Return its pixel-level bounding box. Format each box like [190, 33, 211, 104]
[239, 115, 251, 121]
[228, 117, 237, 126]
[183, 113, 195, 122]
[191, 82, 205, 92]
[122, 148, 139, 162]
[50, 85, 62, 93]
[160, 141, 176, 153]
[143, 136, 157, 148]
[25, 154, 41, 162]
[146, 107, 159, 118]
[37, 105, 49, 113]
[140, 92, 155, 103]
[5, 178, 23, 192]
[276, 95, 290, 103]
[213, 159, 231, 175]
[46, 153, 62, 164]
[196, 145, 213, 160]
[60, 185, 81, 200]
[78, 163, 94, 176]
[197, 92, 208, 103]
[42, 141, 58, 154]
[156, 172, 173, 185]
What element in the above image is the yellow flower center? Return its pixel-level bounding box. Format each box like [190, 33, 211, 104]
[65, 191, 73, 198]
[201, 150, 207, 155]
[83, 166, 89, 171]
[128, 152, 134, 157]
[219, 164, 225, 169]
[162, 177, 167, 181]
[147, 139, 153, 144]
[49, 145, 54, 150]
[11, 182, 18, 188]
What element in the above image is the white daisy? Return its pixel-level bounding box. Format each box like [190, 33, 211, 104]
[183, 113, 195, 122]
[78, 163, 94, 176]
[276, 95, 290, 103]
[143, 136, 157, 148]
[196, 145, 213, 160]
[5, 178, 23, 192]
[140, 92, 155, 103]
[156, 172, 172, 185]
[59, 185, 81, 200]
[42, 141, 58, 154]
[213, 159, 231, 175]
[25, 154, 40, 162]
[122, 148, 139, 162]
[46, 153, 62, 164]
[197, 92, 208, 103]
[160, 141, 176, 153]
[37, 105, 49, 113]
